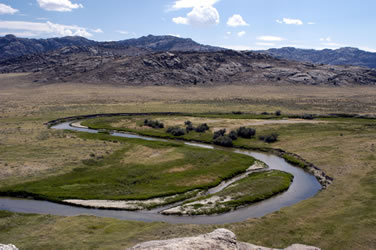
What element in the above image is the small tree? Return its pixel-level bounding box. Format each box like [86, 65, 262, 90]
[144, 119, 164, 129]
[275, 110, 282, 116]
[184, 120, 192, 126]
[259, 133, 279, 143]
[167, 126, 185, 136]
[195, 123, 209, 133]
[213, 129, 226, 139]
[213, 136, 233, 147]
[186, 123, 194, 133]
[229, 130, 238, 140]
[237, 127, 256, 139]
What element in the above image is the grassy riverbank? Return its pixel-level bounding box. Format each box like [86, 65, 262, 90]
[0, 132, 255, 202]
[163, 170, 293, 215]
[0, 76, 375, 249]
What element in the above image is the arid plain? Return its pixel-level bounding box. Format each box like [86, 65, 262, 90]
[0, 73, 375, 249]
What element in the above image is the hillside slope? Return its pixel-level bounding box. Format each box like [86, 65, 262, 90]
[261, 47, 376, 69]
[1, 47, 375, 86]
[0, 34, 222, 62]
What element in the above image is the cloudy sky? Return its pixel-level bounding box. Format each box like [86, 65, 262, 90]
[0, 0, 375, 51]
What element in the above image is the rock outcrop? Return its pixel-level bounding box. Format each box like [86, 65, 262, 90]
[0, 244, 18, 250]
[1, 49, 375, 86]
[129, 228, 320, 250]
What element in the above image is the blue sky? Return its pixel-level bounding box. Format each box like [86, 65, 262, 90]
[0, 0, 375, 51]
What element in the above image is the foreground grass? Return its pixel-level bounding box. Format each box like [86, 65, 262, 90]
[0, 132, 254, 201]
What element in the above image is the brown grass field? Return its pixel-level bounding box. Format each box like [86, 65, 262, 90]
[0, 73, 375, 249]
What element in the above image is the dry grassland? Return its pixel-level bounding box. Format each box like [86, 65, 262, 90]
[0, 74, 375, 249]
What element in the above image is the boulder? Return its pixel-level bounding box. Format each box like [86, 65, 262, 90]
[129, 228, 320, 250]
[0, 244, 18, 250]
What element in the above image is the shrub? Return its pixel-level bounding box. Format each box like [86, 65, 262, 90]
[236, 127, 256, 139]
[184, 120, 192, 126]
[213, 136, 233, 147]
[228, 130, 238, 140]
[166, 126, 185, 136]
[259, 133, 279, 143]
[275, 110, 282, 116]
[144, 119, 164, 129]
[186, 123, 194, 133]
[301, 114, 314, 120]
[195, 123, 209, 133]
[184, 121, 194, 133]
[213, 129, 226, 139]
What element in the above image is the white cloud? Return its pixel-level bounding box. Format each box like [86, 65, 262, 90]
[256, 42, 275, 46]
[237, 31, 246, 37]
[172, 5, 219, 26]
[37, 0, 83, 12]
[116, 30, 129, 35]
[0, 21, 92, 37]
[276, 18, 303, 25]
[168, 34, 181, 37]
[0, 31, 37, 37]
[359, 46, 376, 53]
[169, 0, 220, 10]
[320, 37, 332, 42]
[0, 3, 19, 14]
[219, 45, 254, 51]
[257, 36, 284, 42]
[226, 31, 231, 35]
[321, 42, 343, 48]
[91, 28, 103, 33]
[172, 16, 189, 25]
[227, 14, 249, 27]
[308, 22, 315, 25]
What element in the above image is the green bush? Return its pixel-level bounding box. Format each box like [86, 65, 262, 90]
[213, 136, 233, 147]
[144, 119, 164, 129]
[166, 126, 185, 136]
[213, 129, 226, 139]
[229, 130, 238, 140]
[259, 133, 279, 143]
[237, 127, 256, 139]
[195, 123, 209, 133]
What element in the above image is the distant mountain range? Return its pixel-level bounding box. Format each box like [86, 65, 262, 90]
[260, 47, 376, 69]
[0, 34, 375, 86]
[0, 34, 222, 62]
[2, 34, 376, 69]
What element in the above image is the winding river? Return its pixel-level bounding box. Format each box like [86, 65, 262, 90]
[0, 121, 322, 224]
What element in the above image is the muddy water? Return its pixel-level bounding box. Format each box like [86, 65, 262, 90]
[0, 121, 321, 224]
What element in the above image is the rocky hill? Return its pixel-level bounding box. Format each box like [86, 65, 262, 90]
[0, 34, 222, 62]
[103, 34, 222, 52]
[0, 34, 95, 62]
[1, 46, 375, 86]
[261, 47, 376, 69]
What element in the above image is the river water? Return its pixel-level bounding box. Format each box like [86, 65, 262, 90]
[0, 121, 321, 224]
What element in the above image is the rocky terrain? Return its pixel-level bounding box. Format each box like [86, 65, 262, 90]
[1, 47, 375, 86]
[1, 34, 376, 86]
[0, 34, 222, 62]
[0, 34, 95, 62]
[261, 47, 376, 69]
[130, 228, 320, 250]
